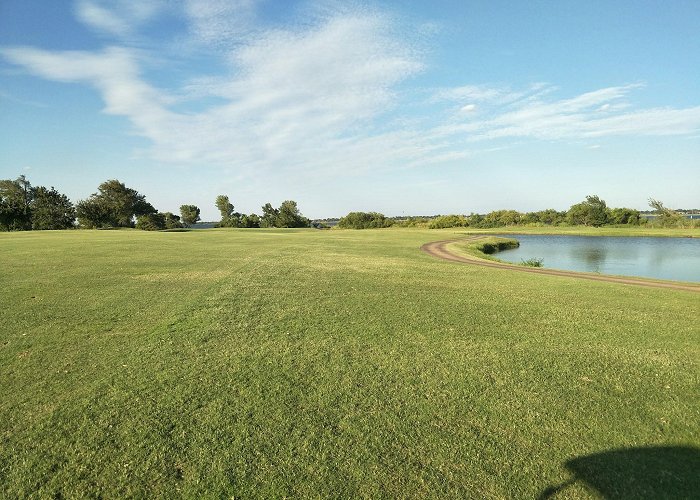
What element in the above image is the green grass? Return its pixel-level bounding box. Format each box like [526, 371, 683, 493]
[1, 228, 698, 498]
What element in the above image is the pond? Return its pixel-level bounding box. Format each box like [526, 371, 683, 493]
[493, 234, 700, 283]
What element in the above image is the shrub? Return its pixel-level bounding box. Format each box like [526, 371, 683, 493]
[136, 213, 166, 231]
[428, 214, 468, 229]
[470, 237, 520, 255]
[337, 212, 393, 229]
[521, 258, 544, 267]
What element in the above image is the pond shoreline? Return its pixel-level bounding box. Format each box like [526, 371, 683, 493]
[421, 238, 700, 292]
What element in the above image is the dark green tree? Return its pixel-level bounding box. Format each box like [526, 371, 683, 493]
[534, 209, 567, 225]
[609, 207, 641, 225]
[135, 213, 166, 231]
[31, 186, 75, 230]
[215, 195, 239, 227]
[76, 180, 155, 228]
[567, 195, 609, 226]
[163, 212, 183, 229]
[75, 197, 111, 229]
[338, 211, 393, 229]
[277, 200, 309, 228]
[240, 213, 261, 228]
[0, 175, 33, 231]
[260, 202, 280, 228]
[179, 204, 201, 227]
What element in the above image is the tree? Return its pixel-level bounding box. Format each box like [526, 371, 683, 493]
[215, 195, 238, 227]
[338, 211, 394, 229]
[534, 209, 566, 226]
[0, 175, 33, 231]
[609, 207, 641, 225]
[567, 195, 609, 226]
[180, 204, 201, 227]
[135, 213, 166, 231]
[75, 197, 111, 229]
[466, 213, 484, 227]
[260, 202, 280, 228]
[648, 198, 683, 227]
[240, 213, 261, 228]
[427, 215, 467, 229]
[163, 212, 183, 229]
[31, 186, 75, 230]
[76, 180, 155, 228]
[277, 200, 310, 228]
[480, 210, 522, 228]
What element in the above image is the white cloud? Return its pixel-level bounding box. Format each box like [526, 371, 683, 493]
[1, 10, 434, 180]
[75, 0, 164, 38]
[75, 1, 130, 37]
[2, 3, 700, 184]
[437, 84, 511, 103]
[1, 46, 176, 146]
[184, 0, 258, 46]
[434, 83, 700, 141]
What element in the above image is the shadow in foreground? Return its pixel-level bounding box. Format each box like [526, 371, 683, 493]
[539, 446, 700, 499]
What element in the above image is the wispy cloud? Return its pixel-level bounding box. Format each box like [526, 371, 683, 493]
[2, 0, 700, 182]
[184, 0, 259, 46]
[75, 0, 164, 38]
[433, 83, 700, 141]
[1, 7, 433, 179]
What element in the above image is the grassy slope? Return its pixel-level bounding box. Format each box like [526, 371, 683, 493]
[1, 228, 698, 498]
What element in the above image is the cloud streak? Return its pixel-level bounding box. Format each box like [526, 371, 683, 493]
[2, 0, 700, 182]
[433, 83, 700, 141]
[75, 0, 164, 38]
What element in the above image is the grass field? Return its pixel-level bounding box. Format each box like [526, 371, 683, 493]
[1, 228, 698, 498]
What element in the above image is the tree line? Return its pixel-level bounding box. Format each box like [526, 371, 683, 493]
[337, 195, 698, 229]
[1, 176, 695, 232]
[0, 176, 311, 231]
[213, 195, 310, 228]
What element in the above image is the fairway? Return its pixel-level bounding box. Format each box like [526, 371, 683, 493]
[1, 229, 698, 498]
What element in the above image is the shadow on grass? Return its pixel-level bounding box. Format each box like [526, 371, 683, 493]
[539, 446, 700, 499]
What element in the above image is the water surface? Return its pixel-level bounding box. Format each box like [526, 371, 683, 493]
[494, 234, 700, 283]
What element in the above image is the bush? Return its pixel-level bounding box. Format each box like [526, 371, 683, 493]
[521, 258, 544, 267]
[136, 213, 166, 231]
[428, 214, 467, 229]
[469, 237, 520, 255]
[337, 212, 393, 229]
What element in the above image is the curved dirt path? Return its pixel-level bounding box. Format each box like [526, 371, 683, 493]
[420, 237, 700, 293]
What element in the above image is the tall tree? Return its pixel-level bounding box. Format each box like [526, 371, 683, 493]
[31, 186, 76, 230]
[277, 200, 310, 228]
[163, 212, 183, 229]
[76, 180, 155, 228]
[260, 202, 280, 228]
[215, 195, 238, 227]
[180, 205, 201, 227]
[0, 175, 33, 231]
[649, 198, 683, 226]
[567, 195, 609, 227]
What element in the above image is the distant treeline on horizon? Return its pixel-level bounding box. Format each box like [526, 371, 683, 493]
[1, 174, 698, 232]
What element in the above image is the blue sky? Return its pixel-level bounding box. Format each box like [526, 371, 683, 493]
[1, 0, 699, 220]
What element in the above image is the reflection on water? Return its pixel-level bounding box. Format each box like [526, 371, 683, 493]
[494, 235, 700, 283]
[572, 246, 606, 272]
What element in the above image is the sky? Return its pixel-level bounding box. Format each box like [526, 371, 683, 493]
[1, 0, 699, 220]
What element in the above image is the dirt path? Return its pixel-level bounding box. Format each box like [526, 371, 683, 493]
[420, 237, 700, 293]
